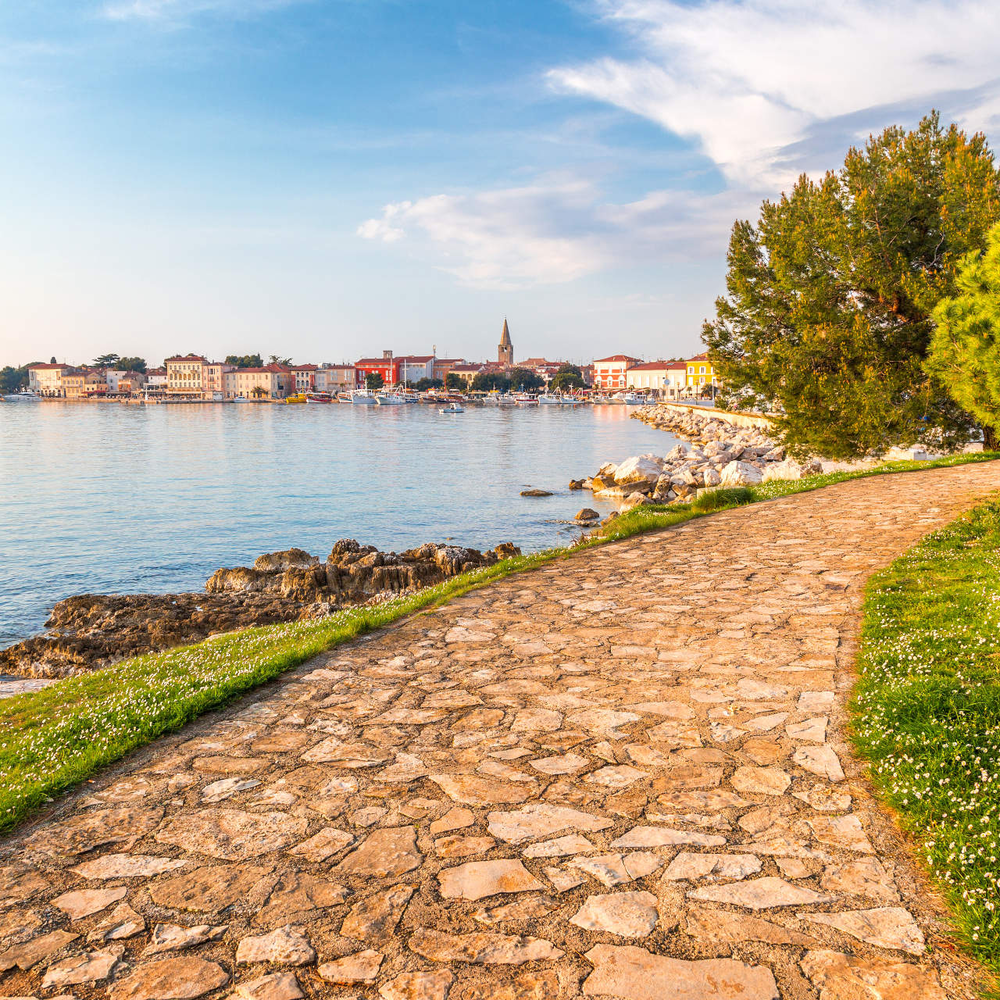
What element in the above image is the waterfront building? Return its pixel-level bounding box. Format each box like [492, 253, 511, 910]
[626, 360, 687, 398]
[355, 351, 401, 387]
[447, 363, 484, 387]
[27, 362, 72, 396]
[592, 355, 642, 391]
[165, 354, 208, 397]
[686, 353, 719, 395]
[223, 364, 292, 400]
[498, 319, 513, 366]
[290, 364, 318, 392]
[107, 369, 148, 394]
[62, 368, 108, 400]
[397, 355, 435, 384]
[432, 358, 465, 382]
[145, 368, 167, 395]
[314, 365, 357, 392]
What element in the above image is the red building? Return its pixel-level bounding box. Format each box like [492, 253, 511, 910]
[592, 355, 643, 390]
[355, 351, 400, 386]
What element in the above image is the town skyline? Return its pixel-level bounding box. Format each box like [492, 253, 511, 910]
[2, 2, 999, 367]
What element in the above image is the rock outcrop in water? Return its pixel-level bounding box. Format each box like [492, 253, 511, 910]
[0, 539, 520, 679]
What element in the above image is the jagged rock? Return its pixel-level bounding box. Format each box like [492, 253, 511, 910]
[3, 536, 521, 677]
[520, 488, 552, 497]
[719, 460, 763, 486]
[613, 455, 664, 485]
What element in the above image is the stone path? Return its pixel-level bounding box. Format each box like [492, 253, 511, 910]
[2, 463, 999, 1000]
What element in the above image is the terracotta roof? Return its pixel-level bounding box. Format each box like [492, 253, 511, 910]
[230, 365, 287, 375]
[449, 364, 483, 372]
[28, 362, 73, 370]
[355, 357, 396, 366]
[319, 364, 356, 370]
[291, 363, 319, 370]
[687, 353, 710, 362]
[593, 355, 643, 364]
[627, 360, 672, 371]
[397, 355, 435, 363]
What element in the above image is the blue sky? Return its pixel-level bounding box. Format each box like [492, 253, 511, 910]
[3, 0, 1000, 367]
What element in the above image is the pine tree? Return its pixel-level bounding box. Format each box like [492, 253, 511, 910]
[704, 113, 1000, 459]
[926, 220, 1000, 449]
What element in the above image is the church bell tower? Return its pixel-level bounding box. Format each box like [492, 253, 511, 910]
[498, 318, 513, 367]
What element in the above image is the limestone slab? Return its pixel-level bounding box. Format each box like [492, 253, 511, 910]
[439, 860, 545, 901]
[408, 928, 563, 964]
[570, 891, 659, 938]
[582, 944, 779, 999]
[687, 876, 836, 910]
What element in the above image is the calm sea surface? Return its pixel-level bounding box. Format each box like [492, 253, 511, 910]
[0, 401, 677, 647]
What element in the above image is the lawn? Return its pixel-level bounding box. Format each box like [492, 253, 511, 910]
[1, 448, 997, 835]
[851, 498, 1000, 974]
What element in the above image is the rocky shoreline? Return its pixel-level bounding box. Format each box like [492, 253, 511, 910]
[571, 404, 827, 509]
[0, 539, 520, 679]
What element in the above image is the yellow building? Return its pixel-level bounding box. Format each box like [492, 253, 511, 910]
[685, 353, 718, 396]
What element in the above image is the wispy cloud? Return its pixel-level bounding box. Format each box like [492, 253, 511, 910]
[548, 0, 1000, 187]
[101, 0, 305, 24]
[358, 177, 751, 289]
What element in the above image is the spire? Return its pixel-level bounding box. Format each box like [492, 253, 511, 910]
[498, 317, 513, 366]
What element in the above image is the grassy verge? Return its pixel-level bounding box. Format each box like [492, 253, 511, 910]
[850, 498, 1000, 975]
[1, 448, 997, 835]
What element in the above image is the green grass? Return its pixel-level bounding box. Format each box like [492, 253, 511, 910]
[692, 486, 753, 511]
[1, 447, 998, 836]
[851, 499, 1000, 975]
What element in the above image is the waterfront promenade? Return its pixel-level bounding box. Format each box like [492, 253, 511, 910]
[2, 463, 999, 999]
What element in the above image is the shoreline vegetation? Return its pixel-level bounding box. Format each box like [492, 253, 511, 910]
[851, 498, 1000, 977]
[1, 448, 998, 835]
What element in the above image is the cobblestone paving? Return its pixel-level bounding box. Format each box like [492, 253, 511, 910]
[3, 463, 999, 1000]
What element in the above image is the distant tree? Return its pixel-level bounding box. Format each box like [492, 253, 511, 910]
[550, 371, 585, 391]
[94, 353, 120, 367]
[251, 385, 267, 399]
[117, 356, 146, 373]
[445, 372, 465, 390]
[556, 363, 582, 377]
[703, 112, 1000, 459]
[926, 220, 1000, 449]
[268, 355, 292, 366]
[49, 356, 57, 364]
[472, 372, 511, 392]
[0, 366, 28, 393]
[226, 354, 263, 369]
[412, 377, 443, 391]
[365, 372, 385, 390]
[507, 367, 545, 391]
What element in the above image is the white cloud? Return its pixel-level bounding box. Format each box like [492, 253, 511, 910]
[549, 0, 1000, 186]
[358, 178, 753, 289]
[102, 0, 303, 23]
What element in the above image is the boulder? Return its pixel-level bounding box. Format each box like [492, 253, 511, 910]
[575, 509, 600, 522]
[520, 489, 553, 497]
[762, 459, 804, 482]
[568, 480, 586, 490]
[703, 468, 721, 487]
[612, 454, 664, 485]
[596, 462, 618, 479]
[619, 494, 652, 512]
[253, 548, 318, 573]
[719, 461, 763, 486]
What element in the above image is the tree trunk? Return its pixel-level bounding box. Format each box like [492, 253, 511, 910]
[983, 425, 999, 452]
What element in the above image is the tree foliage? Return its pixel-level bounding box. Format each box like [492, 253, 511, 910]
[412, 377, 443, 391]
[93, 353, 120, 367]
[926, 220, 1000, 446]
[507, 367, 545, 390]
[471, 371, 510, 392]
[445, 372, 465, 390]
[0, 366, 28, 394]
[225, 354, 263, 368]
[365, 372, 385, 390]
[550, 370, 585, 391]
[117, 356, 146, 373]
[704, 112, 1000, 459]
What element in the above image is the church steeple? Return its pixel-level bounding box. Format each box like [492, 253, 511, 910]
[498, 317, 513, 366]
